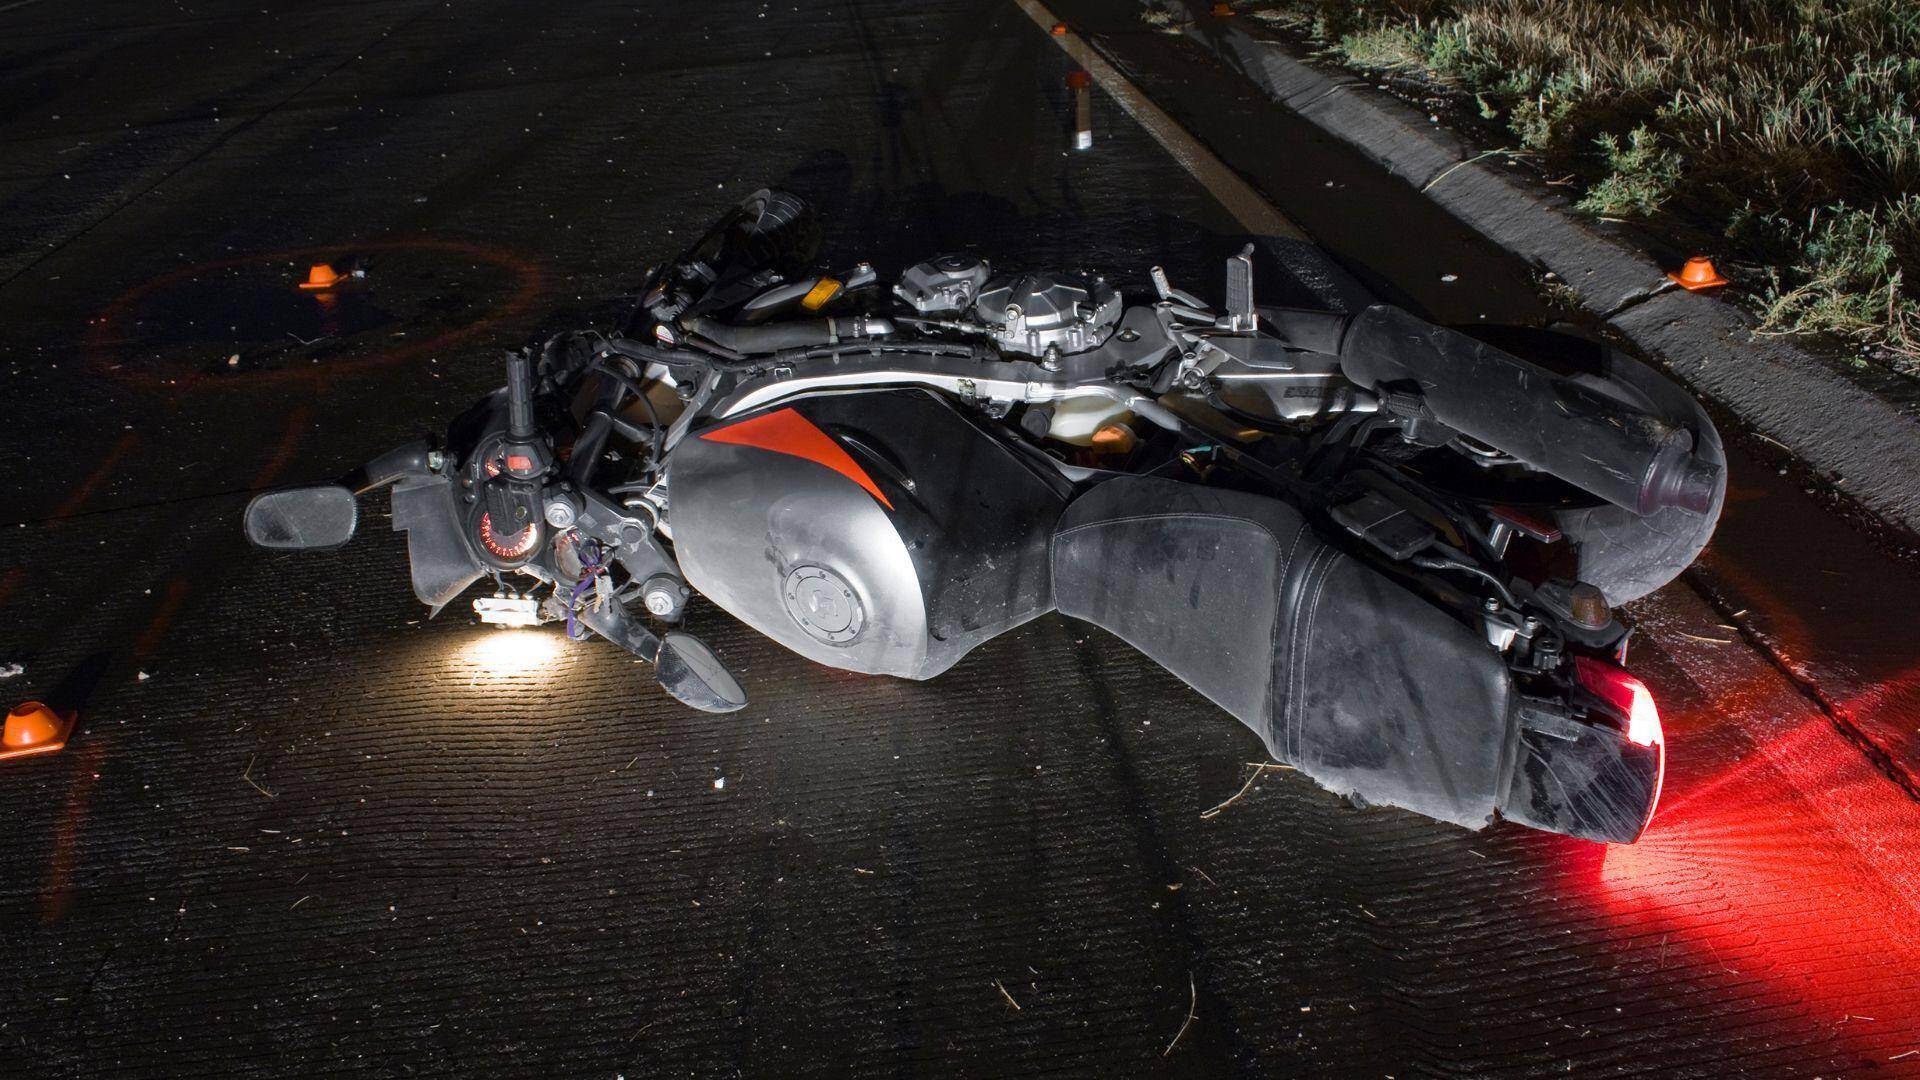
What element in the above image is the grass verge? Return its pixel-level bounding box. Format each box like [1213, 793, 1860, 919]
[1145, 0, 1920, 370]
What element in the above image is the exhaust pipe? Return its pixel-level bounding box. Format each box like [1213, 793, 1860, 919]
[1266, 304, 1720, 516]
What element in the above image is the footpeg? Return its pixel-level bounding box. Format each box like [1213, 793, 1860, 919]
[576, 604, 746, 713]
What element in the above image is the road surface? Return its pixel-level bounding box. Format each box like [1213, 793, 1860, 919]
[1, 1, 1916, 1076]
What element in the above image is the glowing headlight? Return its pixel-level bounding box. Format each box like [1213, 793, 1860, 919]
[473, 595, 542, 627]
[459, 629, 566, 675]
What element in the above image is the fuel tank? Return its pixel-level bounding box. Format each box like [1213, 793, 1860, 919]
[668, 390, 1070, 679]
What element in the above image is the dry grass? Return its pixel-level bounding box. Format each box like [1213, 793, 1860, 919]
[1206, 0, 1920, 368]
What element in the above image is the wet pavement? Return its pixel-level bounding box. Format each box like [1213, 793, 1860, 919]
[1, 0, 1917, 1076]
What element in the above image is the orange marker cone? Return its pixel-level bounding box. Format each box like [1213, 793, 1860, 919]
[298, 263, 343, 291]
[1212, 2, 1235, 15]
[1668, 256, 1727, 291]
[2, 701, 74, 760]
[1051, 21, 1067, 36]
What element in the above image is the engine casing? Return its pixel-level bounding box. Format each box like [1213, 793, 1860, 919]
[668, 390, 1069, 679]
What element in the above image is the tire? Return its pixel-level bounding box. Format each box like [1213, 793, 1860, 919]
[1456, 325, 1725, 606]
[1553, 347, 1725, 605]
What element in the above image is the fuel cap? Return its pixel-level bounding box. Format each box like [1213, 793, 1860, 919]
[782, 565, 865, 645]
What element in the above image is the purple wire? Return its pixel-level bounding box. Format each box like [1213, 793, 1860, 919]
[565, 539, 604, 640]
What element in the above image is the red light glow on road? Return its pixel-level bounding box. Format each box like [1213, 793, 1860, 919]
[1586, 710, 1920, 1064]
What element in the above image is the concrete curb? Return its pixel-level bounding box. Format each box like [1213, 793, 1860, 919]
[1183, 18, 1920, 538]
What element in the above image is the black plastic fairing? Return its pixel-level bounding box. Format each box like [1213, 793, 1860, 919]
[390, 475, 484, 614]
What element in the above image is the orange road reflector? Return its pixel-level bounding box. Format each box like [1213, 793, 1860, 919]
[1066, 69, 1092, 91]
[800, 277, 843, 311]
[2, 701, 74, 761]
[298, 263, 344, 291]
[1668, 256, 1727, 291]
[1212, 2, 1235, 15]
[1051, 21, 1067, 35]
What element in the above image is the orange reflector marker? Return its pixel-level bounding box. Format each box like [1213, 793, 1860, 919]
[1668, 256, 1727, 291]
[298, 263, 344, 291]
[1212, 2, 1235, 15]
[1050, 20, 1067, 35]
[2, 701, 75, 761]
[799, 277, 842, 311]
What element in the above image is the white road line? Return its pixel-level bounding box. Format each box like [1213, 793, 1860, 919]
[1014, 0, 1309, 243]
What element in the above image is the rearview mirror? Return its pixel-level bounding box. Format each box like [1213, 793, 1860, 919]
[244, 485, 359, 550]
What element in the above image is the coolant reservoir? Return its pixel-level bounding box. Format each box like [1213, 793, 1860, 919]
[1048, 396, 1135, 445]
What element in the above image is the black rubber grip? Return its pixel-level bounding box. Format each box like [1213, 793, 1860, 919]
[505, 352, 536, 440]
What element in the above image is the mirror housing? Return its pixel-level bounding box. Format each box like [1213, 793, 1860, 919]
[244, 485, 359, 550]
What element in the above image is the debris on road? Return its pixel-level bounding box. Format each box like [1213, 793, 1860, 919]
[1163, 973, 1197, 1056]
[1199, 762, 1295, 819]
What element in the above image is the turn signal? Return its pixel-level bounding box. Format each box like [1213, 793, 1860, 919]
[800, 277, 842, 311]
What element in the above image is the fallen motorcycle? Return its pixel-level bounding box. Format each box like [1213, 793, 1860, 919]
[247, 189, 1723, 843]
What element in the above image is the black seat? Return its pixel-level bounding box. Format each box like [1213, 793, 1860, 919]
[1051, 476, 1515, 830]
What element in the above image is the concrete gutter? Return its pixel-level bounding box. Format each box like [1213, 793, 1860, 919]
[1177, 16, 1920, 539]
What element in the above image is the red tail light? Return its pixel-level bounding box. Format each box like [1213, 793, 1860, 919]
[1575, 656, 1662, 747]
[1576, 656, 1666, 836]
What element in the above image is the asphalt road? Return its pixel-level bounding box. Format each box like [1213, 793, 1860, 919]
[1, 1, 1917, 1077]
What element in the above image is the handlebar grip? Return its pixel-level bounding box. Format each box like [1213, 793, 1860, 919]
[506, 351, 536, 440]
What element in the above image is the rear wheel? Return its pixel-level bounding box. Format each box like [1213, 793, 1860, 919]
[1461, 326, 1724, 605]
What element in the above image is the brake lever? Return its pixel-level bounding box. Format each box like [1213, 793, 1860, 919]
[337, 440, 436, 494]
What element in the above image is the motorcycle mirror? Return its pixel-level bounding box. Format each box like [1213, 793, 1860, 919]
[244, 485, 359, 550]
[654, 631, 748, 713]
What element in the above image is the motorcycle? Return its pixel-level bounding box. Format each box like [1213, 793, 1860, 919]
[247, 189, 1724, 843]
